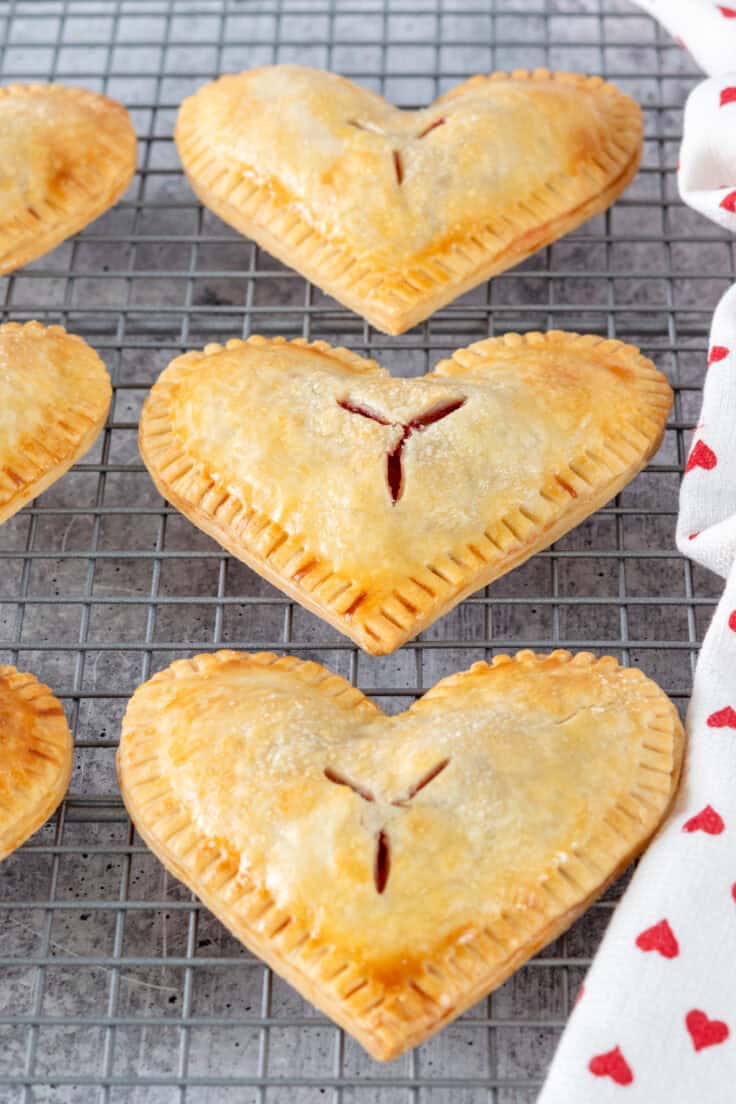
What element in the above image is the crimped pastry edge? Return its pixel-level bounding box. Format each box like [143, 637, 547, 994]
[118, 648, 685, 1060]
[0, 321, 112, 524]
[175, 67, 643, 334]
[0, 83, 137, 276]
[0, 664, 73, 862]
[138, 330, 672, 655]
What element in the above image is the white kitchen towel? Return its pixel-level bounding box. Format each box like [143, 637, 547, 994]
[680, 77, 736, 236]
[633, 0, 736, 75]
[538, 61, 736, 1104]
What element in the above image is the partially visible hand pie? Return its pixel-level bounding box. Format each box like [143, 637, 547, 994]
[0, 665, 72, 862]
[176, 65, 642, 334]
[0, 83, 136, 275]
[0, 321, 112, 524]
[118, 648, 684, 1060]
[139, 331, 671, 655]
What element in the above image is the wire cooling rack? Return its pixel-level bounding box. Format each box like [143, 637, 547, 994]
[0, 0, 725, 1100]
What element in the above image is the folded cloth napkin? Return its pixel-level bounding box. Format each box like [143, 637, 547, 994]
[680, 78, 736, 234]
[634, 0, 736, 76]
[538, 40, 736, 1104]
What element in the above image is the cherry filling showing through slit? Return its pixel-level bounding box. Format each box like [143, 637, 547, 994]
[416, 117, 446, 139]
[346, 116, 447, 188]
[392, 757, 450, 806]
[337, 397, 466, 503]
[322, 766, 375, 803]
[323, 758, 451, 893]
[374, 831, 390, 895]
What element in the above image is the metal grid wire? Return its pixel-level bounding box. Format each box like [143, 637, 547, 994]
[0, 0, 725, 1099]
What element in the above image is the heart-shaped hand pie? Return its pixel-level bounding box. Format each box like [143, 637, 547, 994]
[1, 665, 72, 862]
[175, 65, 642, 333]
[0, 84, 136, 275]
[118, 649, 683, 1060]
[139, 331, 671, 654]
[0, 322, 111, 524]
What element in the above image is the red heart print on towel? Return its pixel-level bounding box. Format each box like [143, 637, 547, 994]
[720, 191, 736, 213]
[729, 610, 736, 632]
[720, 87, 736, 107]
[731, 883, 736, 904]
[686, 440, 718, 473]
[589, 1046, 634, 1085]
[686, 1010, 730, 1051]
[683, 805, 725, 835]
[707, 706, 736, 728]
[635, 919, 679, 958]
[718, 5, 736, 16]
[708, 345, 729, 364]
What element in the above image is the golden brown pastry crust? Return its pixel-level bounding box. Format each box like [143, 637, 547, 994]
[175, 65, 642, 334]
[0, 83, 136, 275]
[0, 665, 73, 862]
[139, 331, 671, 654]
[0, 321, 112, 524]
[118, 648, 684, 1060]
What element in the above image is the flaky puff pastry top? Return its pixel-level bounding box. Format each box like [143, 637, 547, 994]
[0, 666, 72, 862]
[0, 322, 112, 524]
[140, 331, 671, 653]
[0, 83, 136, 275]
[119, 649, 683, 1059]
[175, 65, 642, 332]
[179, 65, 634, 263]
